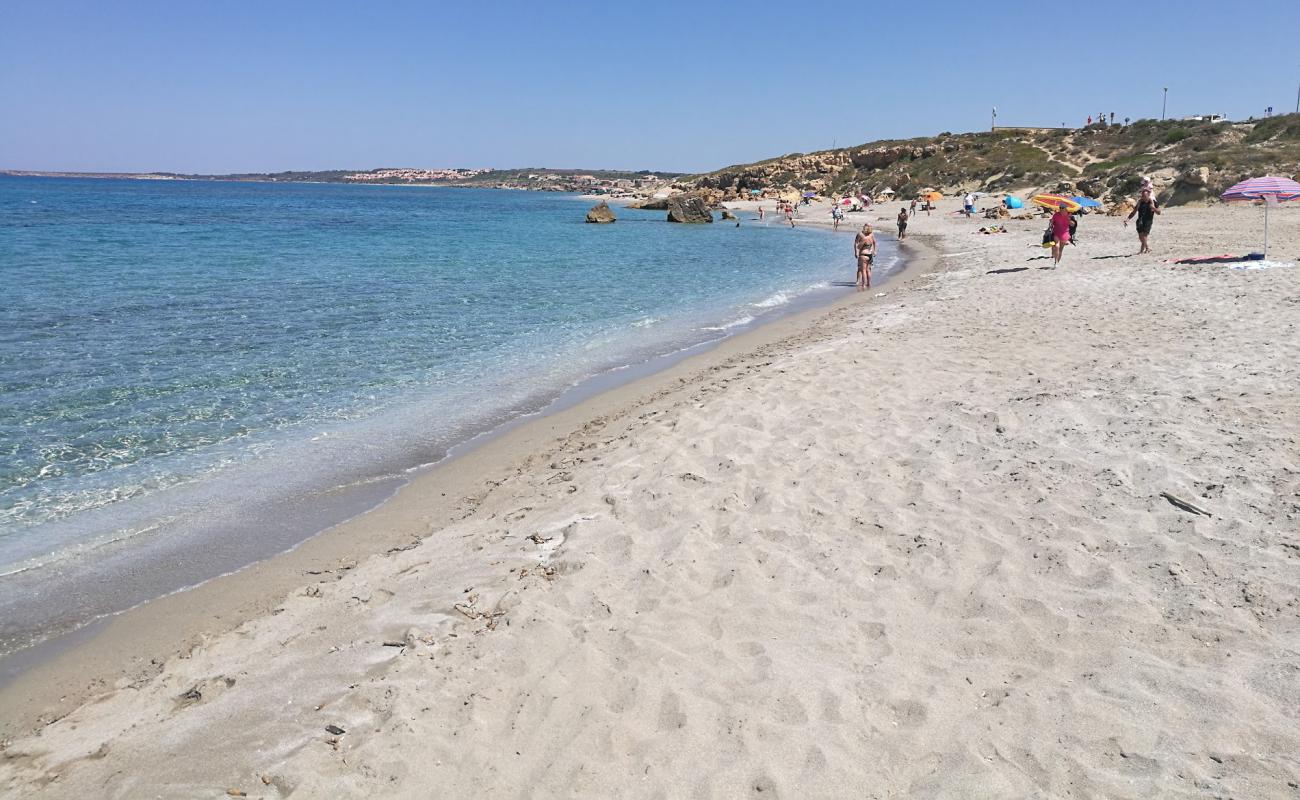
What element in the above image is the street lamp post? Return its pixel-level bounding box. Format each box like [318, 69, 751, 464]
[1162, 87, 1168, 120]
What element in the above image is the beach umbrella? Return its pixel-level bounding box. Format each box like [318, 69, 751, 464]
[1031, 194, 1082, 213]
[879, 188, 895, 195]
[1004, 195, 1024, 209]
[1221, 176, 1300, 259]
[921, 191, 943, 202]
[749, 188, 763, 195]
[1071, 196, 1103, 208]
[802, 191, 817, 198]
[840, 198, 853, 205]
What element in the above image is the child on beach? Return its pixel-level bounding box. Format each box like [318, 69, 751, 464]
[896, 207, 908, 241]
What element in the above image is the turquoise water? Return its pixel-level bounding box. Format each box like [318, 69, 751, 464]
[0, 175, 898, 654]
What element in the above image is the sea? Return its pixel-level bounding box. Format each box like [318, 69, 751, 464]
[0, 175, 901, 661]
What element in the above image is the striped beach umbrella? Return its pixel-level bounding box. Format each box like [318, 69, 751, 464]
[1031, 194, 1082, 213]
[1221, 176, 1300, 259]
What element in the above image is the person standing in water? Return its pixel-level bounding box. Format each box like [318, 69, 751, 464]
[1125, 187, 1160, 253]
[1049, 205, 1072, 267]
[854, 223, 877, 289]
[896, 207, 909, 241]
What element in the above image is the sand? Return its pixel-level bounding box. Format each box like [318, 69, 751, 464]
[2, 199, 1298, 798]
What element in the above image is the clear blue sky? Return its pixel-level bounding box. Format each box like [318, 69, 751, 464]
[3, 0, 1298, 174]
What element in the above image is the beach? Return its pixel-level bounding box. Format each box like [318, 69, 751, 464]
[2, 198, 1299, 798]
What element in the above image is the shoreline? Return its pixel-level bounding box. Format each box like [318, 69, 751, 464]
[0, 189, 884, 678]
[6, 197, 1296, 796]
[0, 227, 935, 738]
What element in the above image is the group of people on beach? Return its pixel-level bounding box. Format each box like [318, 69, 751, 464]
[1050, 177, 1161, 267]
[851, 176, 1163, 282]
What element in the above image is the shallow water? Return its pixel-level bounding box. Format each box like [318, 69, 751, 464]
[0, 176, 899, 654]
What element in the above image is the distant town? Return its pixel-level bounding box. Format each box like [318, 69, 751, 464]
[1, 166, 684, 196]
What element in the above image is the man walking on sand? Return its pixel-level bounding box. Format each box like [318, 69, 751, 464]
[854, 223, 876, 289]
[1125, 187, 1160, 254]
[896, 207, 909, 241]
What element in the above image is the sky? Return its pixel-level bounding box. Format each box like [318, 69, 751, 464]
[2, 0, 1298, 175]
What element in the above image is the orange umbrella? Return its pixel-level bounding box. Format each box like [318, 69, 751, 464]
[1031, 194, 1082, 213]
[921, 191, 943, 202]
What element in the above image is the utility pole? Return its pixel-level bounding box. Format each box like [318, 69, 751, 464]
[1162, 87, 1168, 120]
[991, 106, 997, 131]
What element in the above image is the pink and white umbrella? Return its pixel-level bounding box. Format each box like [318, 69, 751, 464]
[1221, 176, 1300, 259]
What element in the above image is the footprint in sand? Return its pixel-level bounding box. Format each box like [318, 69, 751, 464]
[658, 690, 688, 731]
[889, 699, 929, 729]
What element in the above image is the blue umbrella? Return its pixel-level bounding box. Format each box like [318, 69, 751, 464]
[1004, 195, 1024, 209]
[1072, 196, 1102, 208]
[802, 192, 817, 198]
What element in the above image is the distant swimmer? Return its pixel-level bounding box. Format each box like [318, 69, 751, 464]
[896, 207, 909, 241]
[854, 223, 876, 289]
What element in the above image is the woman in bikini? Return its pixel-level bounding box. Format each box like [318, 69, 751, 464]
[854, 224, 876, 289]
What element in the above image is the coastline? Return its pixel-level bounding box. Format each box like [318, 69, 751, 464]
[4, 197, 1297, 797]
[0, 185, 880, 675]
[0, 226, 933, 738]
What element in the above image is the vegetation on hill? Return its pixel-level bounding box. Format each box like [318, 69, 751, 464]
[686, 115, 1300, 206]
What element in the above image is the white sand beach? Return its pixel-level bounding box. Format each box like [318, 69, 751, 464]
[3, 200, 1299, 798]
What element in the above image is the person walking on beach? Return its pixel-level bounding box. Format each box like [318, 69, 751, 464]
[854, 223, 876, 289]
[1049, 205, 1072, 267]
[909, 198, 918, 218]
[1125, 187, 1160, 253]
[831, 204, 844, 231]
[896, 207, 909, 241]
[758, 205, 765, 221]
[963, 192, 976, 218]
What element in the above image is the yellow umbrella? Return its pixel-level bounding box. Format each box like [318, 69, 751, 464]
[1031, 194, 1082, 213]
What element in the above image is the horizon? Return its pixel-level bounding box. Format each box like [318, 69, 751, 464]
[3, 0, 1298, 175]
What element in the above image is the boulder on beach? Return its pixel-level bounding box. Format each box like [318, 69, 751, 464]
[1108, 198, 1136, 217]
[629, 196, 670, 210]
[1162, 167, 1210, 207]
[667, 194, 714, 224]
[585, 201, 616, 224]
[720, 209, 737, 221]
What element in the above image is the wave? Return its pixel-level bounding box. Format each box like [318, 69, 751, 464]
[751, 292, 790, 309]
[701, 315, 755, 332]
